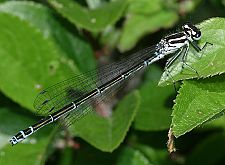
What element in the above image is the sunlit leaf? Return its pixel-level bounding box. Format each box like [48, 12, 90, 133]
[0, 1, 95, 73]
[48, 0, 127, 32]
[172, 74, 225, 137]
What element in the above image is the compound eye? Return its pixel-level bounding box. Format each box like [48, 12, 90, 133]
[193, 31, 201, 40]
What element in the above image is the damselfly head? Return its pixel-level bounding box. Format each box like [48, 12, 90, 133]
[182, 22, 201, 41]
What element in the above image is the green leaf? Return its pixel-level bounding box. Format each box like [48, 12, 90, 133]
[187, 133, 225, 165]
[201, 114, 225, 130]
[69, 91, 140, 152]
[0, 107, 55, 165]
[172, 74, 225, 137]
[133, 144, 172, 165]
[116, 147, 153, 165]
[86, 0, 103, 9]
[0, 1, 95, 73]
[134, 66, 174, 131]
[0, 12, 76, 111]
[48, 0, 127, 32]
[74, 144, 118, 165]
[58, 147, 74, 165]
[118, 0, 178, 51]
[159, 17, 225, 86]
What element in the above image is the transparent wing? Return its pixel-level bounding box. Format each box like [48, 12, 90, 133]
[61, 76, 130, 127]
[33, 45, 156, 116]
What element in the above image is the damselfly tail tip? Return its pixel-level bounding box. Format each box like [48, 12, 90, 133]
[9, 136, 18, 146]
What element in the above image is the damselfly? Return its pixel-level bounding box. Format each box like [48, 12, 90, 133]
[10, 22, 211, 145]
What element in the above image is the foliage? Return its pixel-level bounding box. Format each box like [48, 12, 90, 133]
[0, 0, 225, 164]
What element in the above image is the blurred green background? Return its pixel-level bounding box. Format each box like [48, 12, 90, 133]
[0, 0, 225, 165]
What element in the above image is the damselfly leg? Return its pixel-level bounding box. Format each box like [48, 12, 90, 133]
[180, 44, 200, 77]
[164, 48, 184, 91]
[191, 41, 213, 53]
